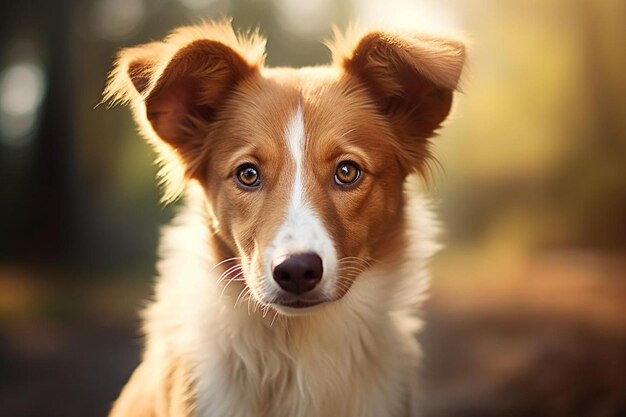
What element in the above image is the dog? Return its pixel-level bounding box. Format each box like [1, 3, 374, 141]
[104, 20, 465, 417]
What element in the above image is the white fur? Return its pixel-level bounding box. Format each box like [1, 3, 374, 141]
[263, 104, 338, 304]
[138, 177, 439, 417]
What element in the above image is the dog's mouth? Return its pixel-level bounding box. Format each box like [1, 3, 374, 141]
[276, 299, 326, 308]
[268, 295, 334, 314]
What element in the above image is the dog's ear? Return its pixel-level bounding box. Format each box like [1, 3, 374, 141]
[333, 30, 465, 173]
[104, 22, 265, 201]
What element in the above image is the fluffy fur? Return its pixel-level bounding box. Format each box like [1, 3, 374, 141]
[105, 20, 465, 417]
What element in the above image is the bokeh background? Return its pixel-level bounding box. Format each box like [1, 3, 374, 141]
[1, 0, 625, 416]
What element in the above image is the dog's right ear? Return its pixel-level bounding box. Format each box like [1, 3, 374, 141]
[104, 22, 265, 201]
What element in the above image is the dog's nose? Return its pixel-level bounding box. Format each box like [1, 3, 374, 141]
[272, 253, 323, 294]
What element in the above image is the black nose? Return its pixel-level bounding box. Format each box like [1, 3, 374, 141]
[272, 253, 323, 294]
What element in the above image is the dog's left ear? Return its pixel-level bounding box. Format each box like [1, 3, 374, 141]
[334, 30, 465, 172]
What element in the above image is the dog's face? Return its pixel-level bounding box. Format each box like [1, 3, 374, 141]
[105, 23, 464, 314]
[205, 73, 407, 313]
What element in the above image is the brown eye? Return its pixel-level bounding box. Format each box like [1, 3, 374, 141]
[236, 164, 261, 188]
[335, 161, 361, 185]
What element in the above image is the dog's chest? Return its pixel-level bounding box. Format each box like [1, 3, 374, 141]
[193, 318, 415, 417]
[196, 354, 408, 417]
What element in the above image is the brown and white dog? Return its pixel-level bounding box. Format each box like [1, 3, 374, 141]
[104, 20, 465, 417]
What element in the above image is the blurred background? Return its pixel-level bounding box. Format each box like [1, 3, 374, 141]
[1, 0, 625, 416]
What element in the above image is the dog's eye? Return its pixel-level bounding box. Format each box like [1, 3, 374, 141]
[235, 164, 261, 188]
[335, 161, 361, 185]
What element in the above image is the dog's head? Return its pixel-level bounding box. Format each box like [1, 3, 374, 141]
[105, 22, 464, 315]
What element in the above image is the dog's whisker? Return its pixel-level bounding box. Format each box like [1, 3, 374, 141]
[336, 266, 368, 274]
[337, 261, 368, 268]
[219, 263, 242, 278]
[220, 271, 245, 298]
[213, 265, 243, 285]
[217, 270, 243, 287]
[339, 269, 365, 277]
[337, 261, 368, 267]
[337, 262, 373, 272]
[338, 256, 371, 263]
[337, 261, 372, 272]
[337, 260, 368, 267]
[338, 255, 371, 262]
[269, 310, 280, 327]
[208, 257, 243, 274]
[334, 278, 354, 293]
[234, 287, 250, 308]
[336, 270, 367, 279]
[338, 256, 382, 267]
[217, 270, 243, 288]
[215, 264, 243, 287]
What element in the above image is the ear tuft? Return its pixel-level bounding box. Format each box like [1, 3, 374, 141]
[103, 42, 164, 106]
[329, 26, 465, 92]
[104, 20, 266, 106]
[127, 60, 152, 95]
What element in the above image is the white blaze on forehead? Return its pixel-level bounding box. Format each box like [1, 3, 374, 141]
[262, 103, 338, 297]
[285, 103, 306, 211]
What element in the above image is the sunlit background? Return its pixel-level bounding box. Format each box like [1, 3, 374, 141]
[1, 1, 625, 416]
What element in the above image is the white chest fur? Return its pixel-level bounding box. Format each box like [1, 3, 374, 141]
[191, 295, 420, 417]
